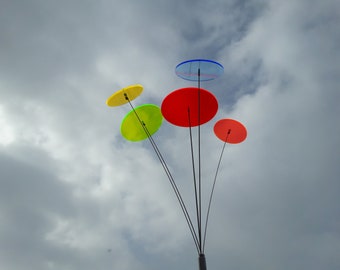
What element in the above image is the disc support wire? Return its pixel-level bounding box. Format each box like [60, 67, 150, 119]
[124, 92, 200, 253]
[188, 64, 230, 270]
[202, 129, 231, 252]
[186, 66, 207, 270]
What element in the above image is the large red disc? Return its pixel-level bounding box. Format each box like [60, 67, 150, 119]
[214, 119, 247, 143]
[161, 87, 218, 127]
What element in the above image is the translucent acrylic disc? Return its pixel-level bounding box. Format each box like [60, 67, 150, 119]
[175, 59, 224, 81]
[161, 87, 218, 127]
[214, 118, 247, 143]
[120, 104, 163, 142]
[106, 84, 143, 107]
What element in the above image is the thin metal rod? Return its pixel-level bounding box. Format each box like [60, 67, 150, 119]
[197, 67, 202, 252]
[188, 107, 200, 252]
[124, 93, 200, 252]
[202, 129, 231, 252]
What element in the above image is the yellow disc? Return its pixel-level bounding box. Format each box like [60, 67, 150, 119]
[106, 84, 143, 107]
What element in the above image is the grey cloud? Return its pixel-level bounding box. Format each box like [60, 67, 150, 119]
[0, 145, 74, 269]
[1, 0, 340, 269]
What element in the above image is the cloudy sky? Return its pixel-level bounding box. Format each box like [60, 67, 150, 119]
[1, 0, 340, 269]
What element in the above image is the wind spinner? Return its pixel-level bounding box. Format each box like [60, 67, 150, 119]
[106, 59, 247, 270]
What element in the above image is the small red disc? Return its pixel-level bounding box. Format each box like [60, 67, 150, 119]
[214, 119, 247, 143]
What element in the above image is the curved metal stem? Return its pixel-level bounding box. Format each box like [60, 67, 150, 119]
[203, 130, 230, 251]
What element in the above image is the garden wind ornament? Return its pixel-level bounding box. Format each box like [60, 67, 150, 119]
[106, 59, 247, 270]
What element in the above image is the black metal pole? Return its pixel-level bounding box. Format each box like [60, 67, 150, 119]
[198, 253, 207, 270]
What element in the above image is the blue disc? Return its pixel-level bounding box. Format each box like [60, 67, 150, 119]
[175, 59, 224, 81]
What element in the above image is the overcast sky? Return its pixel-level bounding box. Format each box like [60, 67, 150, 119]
[1, 0, 340, 269]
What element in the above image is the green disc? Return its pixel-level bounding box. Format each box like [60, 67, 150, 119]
[120, 104, 163, 142]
